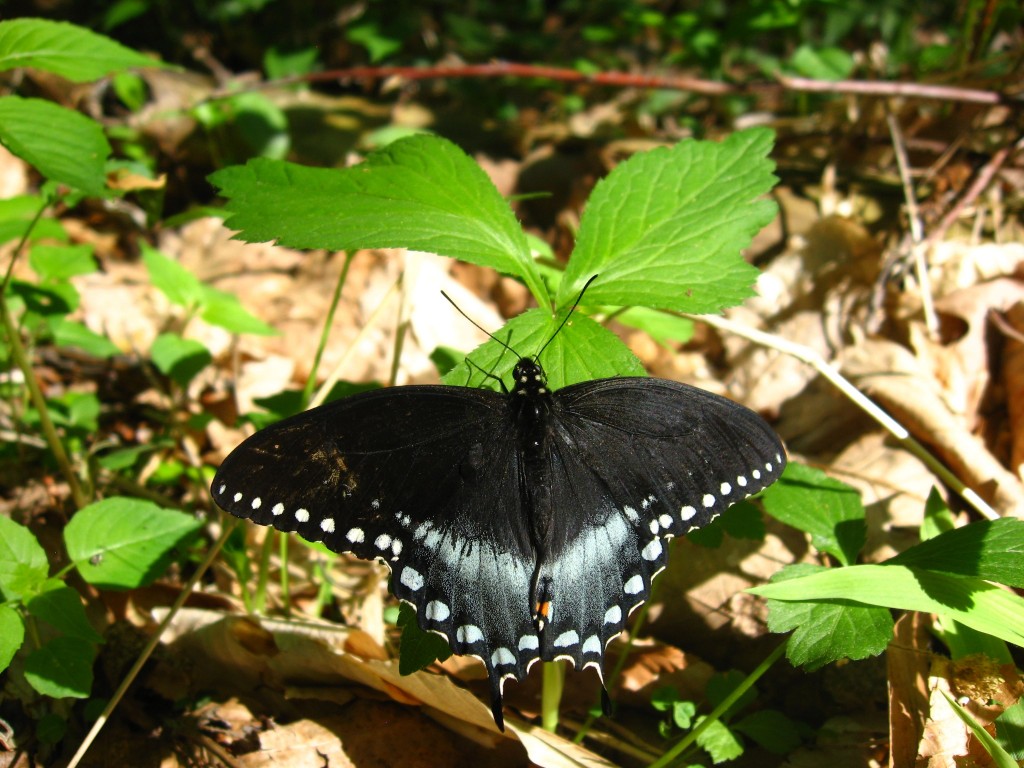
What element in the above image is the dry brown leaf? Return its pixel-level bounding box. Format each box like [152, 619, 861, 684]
[887, 612, 932, 768]
[1003, 301, 1024, 479]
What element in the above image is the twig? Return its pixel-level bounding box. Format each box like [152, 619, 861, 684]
[886, 112, 939, 337]
[690, 312, 1000, 521]
[776, 74, 1008, 105]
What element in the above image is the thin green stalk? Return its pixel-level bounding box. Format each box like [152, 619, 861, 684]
[253, 528, 275, 614]
[647, 641, 787, 768]
[0, 291, 88, 509]
[279, 530, 291, 613]
[301, 251, 355, 410]
[541, 661, 566, 732]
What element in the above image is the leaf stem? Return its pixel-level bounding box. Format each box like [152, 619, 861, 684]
[302, 251, 355, 410]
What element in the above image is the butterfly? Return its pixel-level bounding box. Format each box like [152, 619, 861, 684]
[211, 327, 786, 730]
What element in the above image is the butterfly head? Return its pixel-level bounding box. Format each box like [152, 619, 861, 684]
[511, 357, 549, 398]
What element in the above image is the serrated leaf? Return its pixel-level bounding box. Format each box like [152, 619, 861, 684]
[23, 636, 97, 698]
[440, 309, 645, 391]
[760, 462, 865, 565]
[27, 585, 103, 643]
[695, 717, 744, 763]
[733, 709, 804, 754]
[0, 18, 166, 81]
[752, 564, 1024, 648]
[558, 127, 777, 314]
[150, 333, 212, 387]
[29, 243, 96, 281]
[65, 497, 203, 589]
[210, 135, 547, 305]
[0, 516, 49, 601]
[0, 605, 25, 674]
[199, 286, 277, 336]
[889, 519, 1024, 588]
[0, 96, 111, 196]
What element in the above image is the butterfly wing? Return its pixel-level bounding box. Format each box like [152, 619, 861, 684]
[211, 387, 540, 728]
[536, 377, 786, 671]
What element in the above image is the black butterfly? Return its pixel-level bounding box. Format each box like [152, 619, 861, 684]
[211, 350, 785, 730]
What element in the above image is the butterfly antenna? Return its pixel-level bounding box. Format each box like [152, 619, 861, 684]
[534, 274, 598, 362]
[440, 290, 518, 358]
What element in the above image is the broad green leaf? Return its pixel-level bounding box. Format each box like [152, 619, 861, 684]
[48, 317, 119, 358]
[789, 45, 855, 80]
[150, 333, 212, 387]
[210, 135, 547, 305]
[720, 501, 766, 540]
[0, 18, 165, 81]
[889, 519, 1024, 588]
[27, 585, 104, 643]
[995, 700, 1024, 760]
[0, 516, 49, 601]
[615, 306, 694, 346]
[29, 243, 96, 281]
[762, 565, 893, 670]
[937, 617, 1013, 664]
[142, 245, 204, 308]
[941, 691, 1019, 768]
[24, 636, 97, 698]
[752, 564, 1024, 648]
[441, 310, 645, 391]
[921, 486, 956, 540]
[695, 717, 744, 763]
[0, 605, 25, 674]
[0, 96, 111, 196]
[733, 709, 804, 754]
[199, 286, 277, 336]
[760, 463, 865, 565]
[65, 497, 203, 590]
[558, 127, 777, 313]
[0, 194, 66, 245]
[397, 601, 451, 675]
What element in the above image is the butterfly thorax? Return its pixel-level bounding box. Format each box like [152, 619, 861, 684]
[508, 358, 561, 630]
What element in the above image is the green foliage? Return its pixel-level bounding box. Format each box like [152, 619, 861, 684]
[396, 602, 452, 674]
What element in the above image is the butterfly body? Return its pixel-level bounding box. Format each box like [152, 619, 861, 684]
[212, 357, 786, 730]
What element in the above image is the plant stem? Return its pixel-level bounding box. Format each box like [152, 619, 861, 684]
[647, 641, 787, 768]
[541, 661, 566, 732]
[302, 251, 355, 410]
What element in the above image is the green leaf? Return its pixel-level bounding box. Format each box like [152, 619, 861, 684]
[141, 245, 204, 308]
[789, 45, 855, 80]
[706, 670, 758, 718]
[720, 501, 766, 540]
[941, 691, 1019, 768]
[0, 18, 165, 81]
[0, 194, 66, 246]
[396, 601, 451, 674]
[558, 128, 777, 314]
[210, 135, 547, 305]
[29, 243, 97, 281]
[615, 306, 694, 346]
[199, 286, 277, 336]
[921, 486, 957, 540]
[995, 700, 1024, 760]
[761, 564, 893, 671]
[0, 96, 111, 196]
[65, 497, 203, 590]
[48, 317, 119, 358]
[695, 717, 744, 763]
[23, 636, 97, 698]
[0, 605, 25, 674]
[441, 309, 645, 391]
[888, 519, 1024, 588]
[760, 463, 865, 566]
[27, 584, 104, 643]
[733, 709, 804, 754]
[150, 333, 212, 387]
[752, 564, 1024, 648]
[0, 516, 49, 601]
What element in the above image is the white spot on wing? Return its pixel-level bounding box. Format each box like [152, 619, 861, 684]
[623, 575, 644, 595]
[374, 533, 392, 550]
[400, 567, 424, 591]
[321, 517, 335, 533]
[582, 635, 601, 655]
[604, 605, 622, 624]
[702, 493, 715, 508]
[659, 514, 673, 529]
[272, 503, 284, 516]
[681, 505, 696, 521]
[295, 508, 309, 522]
[251, 497, 262, 510]
[491, 647, 516, 667]
[720, 482, 732, 496]
[649, 520, 660, 534]
[425, 600, 449, 621]
[233, 492, 242, 502]
[456, 624, 483, 644]
[518, 635, 539, 651]
[218, 484, 226, 495]
[391, 539, 403, 557]
[346, 527, 365, 543]
[737, 475, 748, 487]
[641, 539, 663, 561]
[623, 505, 639, 523]
[554, 630, 579, 648]
[371, 498, 380, 510]
[766, 462, 773, 472]
[753, 469, 762, 480]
